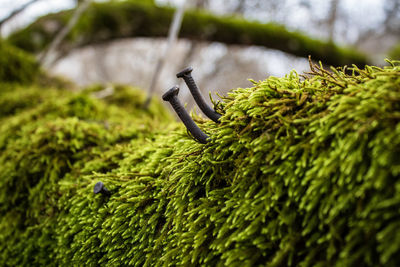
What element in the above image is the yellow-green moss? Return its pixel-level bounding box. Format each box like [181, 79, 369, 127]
[8, 0, 368, 67]
[0, 81, 175, 265]
[1, 60, 400, 266]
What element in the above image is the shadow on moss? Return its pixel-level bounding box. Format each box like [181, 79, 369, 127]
[0, 41, 40, 84]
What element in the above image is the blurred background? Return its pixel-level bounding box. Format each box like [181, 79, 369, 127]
[1, 0, 399, 109]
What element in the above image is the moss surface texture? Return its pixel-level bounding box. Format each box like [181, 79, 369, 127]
[1, 40, 400, 266]
[8, 0, 367, 67]
[0, 41, 39, 84]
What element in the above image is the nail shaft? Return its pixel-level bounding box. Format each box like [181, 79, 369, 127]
[163, 86, 210, 144]
[177, 67, 221, 123]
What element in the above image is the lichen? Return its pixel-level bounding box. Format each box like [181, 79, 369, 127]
[0, 59, 400, 266]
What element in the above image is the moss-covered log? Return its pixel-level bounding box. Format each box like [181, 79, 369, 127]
[8, 0, 368, 67]
[389, 43, 400, 60]
[0, 41, 39, 84]
[1, 41, 400, 266]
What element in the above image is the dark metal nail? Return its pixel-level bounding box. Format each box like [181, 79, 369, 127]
[177, 67, 222, 123]
[94, 181, 111, 196]
[162, 86, 210, 144]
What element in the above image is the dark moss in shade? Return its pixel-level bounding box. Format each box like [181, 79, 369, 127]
[0, 41, 40, 84]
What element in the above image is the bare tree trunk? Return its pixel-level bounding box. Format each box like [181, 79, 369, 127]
[177, 0, 207, 97]
[194, 0, 208, 9]
[39, 0, 91, 67]
[383, 0, 400, 35]
[355, 0, 399, 46]
[144, 0, 187, 108]
[327, 0, 340, 41]
[234, 0, 246, 14]
[0, 0, 41, 32]
[178, 0, 207, 69]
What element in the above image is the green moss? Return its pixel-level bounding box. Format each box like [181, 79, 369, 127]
[0, 41, 40, 84]
[389, 43, 400, 60]
[0, 83, 170, 148]
[8, 0, 368, 67]
[0, 82, 174, 265]
[86, 84, 172, 122]
[1, 61, 400, 266]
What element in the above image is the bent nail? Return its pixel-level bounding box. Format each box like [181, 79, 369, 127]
[177, 67, 221, 123]
[162, 85, 210, 144]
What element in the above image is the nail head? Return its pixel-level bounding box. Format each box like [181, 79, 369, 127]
[94, 182, 104, 194]
[176, 67, 193, 78]
[162, 86, 180, 101]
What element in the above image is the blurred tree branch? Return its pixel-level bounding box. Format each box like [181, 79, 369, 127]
[327, 0, 339, 42]
[144, 0, 187, 107]
[355, 0, 399, 47]
[178, 0, 207, 71]
[0, 0, 41, 31]
[8, 1, 368, 66]
[39, 0, 91, 67]
[383, 0, 400, 35]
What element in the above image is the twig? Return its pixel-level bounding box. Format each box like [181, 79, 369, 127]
[0, 0, 41, 31]
[38, 0, 91, 67]
[144, 0, 187, 108]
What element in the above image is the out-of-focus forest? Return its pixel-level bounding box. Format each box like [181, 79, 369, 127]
[1, 0, 399, 107]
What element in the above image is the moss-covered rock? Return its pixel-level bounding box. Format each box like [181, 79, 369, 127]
[1, 59, 400, 266]
[7, 0, 368, 67]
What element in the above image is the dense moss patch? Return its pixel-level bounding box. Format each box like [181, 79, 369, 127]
[8, 0, 367, 67]
[1, 59, 399, 266]
[0, 41, 39, 84]
[0, 81, 174, 265]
